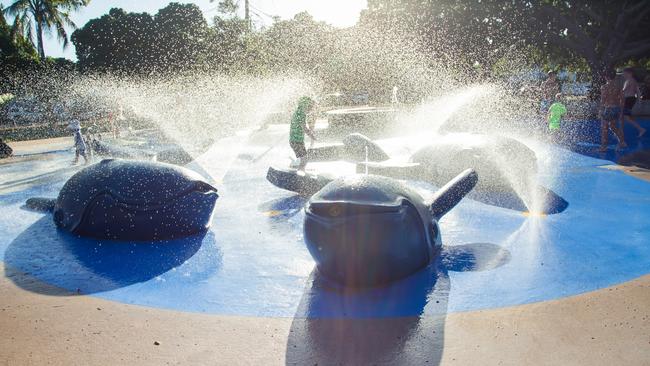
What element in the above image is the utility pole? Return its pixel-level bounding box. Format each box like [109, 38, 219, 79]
[244, 0, 251, 30]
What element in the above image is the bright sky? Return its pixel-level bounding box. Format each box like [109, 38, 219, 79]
[0, 0, 367, 60]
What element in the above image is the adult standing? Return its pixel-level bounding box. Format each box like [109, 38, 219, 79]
[599, 70, 627, 151]
[621, 67, 646, 137]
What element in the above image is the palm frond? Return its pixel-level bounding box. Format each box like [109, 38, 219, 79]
[51, 11, 70, 48]
[13, 12, 35, 46]
[4, 0, 90, 58]
[3, 0, 31, 17]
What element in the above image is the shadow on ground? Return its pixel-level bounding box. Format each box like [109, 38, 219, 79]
[562, 118, 650, 167]
[4, 216, 218, 295]
[286, 243, 510, 365]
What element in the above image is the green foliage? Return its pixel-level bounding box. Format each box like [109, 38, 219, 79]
[4, 0, 650, 103]
[215, 0, 238, 15]
[0, 5, 38, 64]
[3, 0, 91, 60]
[72, 8, 156, 73]
[154, 3, 211, 72]
[363, 0, 650, 83]
[0, 123, 70, 142]
[260, 12, 334, 74]
[73, 3, 226, 74]
[210, 4, 253, 72]
[0, 93, 15, 106]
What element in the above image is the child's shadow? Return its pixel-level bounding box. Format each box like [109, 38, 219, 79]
[285, 243, 510, 366]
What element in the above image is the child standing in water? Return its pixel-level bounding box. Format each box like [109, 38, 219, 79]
[69, 119, 89, 165]
[599, 69, 627, 151]
[621, 67, 646, 137]
[289, 96, 317, 170]
[547, 93, 567, 135]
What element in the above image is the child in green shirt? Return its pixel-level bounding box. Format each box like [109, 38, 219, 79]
[289, 96, 316, 170]
[547, 93, 567, 132]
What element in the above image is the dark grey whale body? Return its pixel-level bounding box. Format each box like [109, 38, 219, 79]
[27, 159, 218, 241]
[303, 170, 478, 286]
[89, 139, 194, 165]
[359, 134, 568, 214]
[409, 134, 537, 193]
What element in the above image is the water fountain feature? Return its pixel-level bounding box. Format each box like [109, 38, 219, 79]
[1, 3, 650, 363]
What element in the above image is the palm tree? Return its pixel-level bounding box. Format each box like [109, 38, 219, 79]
[3, 0, 90, 60]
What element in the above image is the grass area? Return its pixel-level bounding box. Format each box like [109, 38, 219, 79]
[0, 123, 72, 142]
[1, 118, 156, 142]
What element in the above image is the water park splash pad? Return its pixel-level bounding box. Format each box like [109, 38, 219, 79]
[1, 101, 650, 320]
[2, 60, 650, 322]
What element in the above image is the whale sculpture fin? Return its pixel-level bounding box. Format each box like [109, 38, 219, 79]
[305, 133, 390, 163]
[429, 168, 478, 219]
[266, 166, 334, 196]
[25, 197, 56, 212]
[342, 133, 390, 162]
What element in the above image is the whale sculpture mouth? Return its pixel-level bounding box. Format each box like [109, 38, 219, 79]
[58, 182, 217, 225]
[307, 200, 403, 219]
[76, 180, 217, 211]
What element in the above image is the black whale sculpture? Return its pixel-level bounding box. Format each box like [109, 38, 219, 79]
[26, 159, 218, 241]
[303, 169, 478, 286]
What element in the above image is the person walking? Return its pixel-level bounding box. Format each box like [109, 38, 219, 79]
[599, 69, 627, 151]
[621, 67, 646, 137]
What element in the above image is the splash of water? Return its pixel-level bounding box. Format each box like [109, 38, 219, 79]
[67, 73, 315, 181]
[378, 83, 561, 213]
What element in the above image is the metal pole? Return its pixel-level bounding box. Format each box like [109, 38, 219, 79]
[245, 0, 251, 29]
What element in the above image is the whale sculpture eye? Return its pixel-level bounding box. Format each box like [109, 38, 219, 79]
[328, 205, 342, 217]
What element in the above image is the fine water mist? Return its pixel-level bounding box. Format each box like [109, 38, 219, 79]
[380, 82, 560, 213]
[70, 73, 313, 151]
[65, 73, 316, 181]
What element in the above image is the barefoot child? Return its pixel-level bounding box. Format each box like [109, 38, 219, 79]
[547, 93, 567, 134]
[69, 119, 89, 165]
[600, 70, 627, 151]
[621, 68, 646, 137]
[289, 96, 317, 170]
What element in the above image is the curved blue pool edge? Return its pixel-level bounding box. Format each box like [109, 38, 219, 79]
[1, 129, 649, 319]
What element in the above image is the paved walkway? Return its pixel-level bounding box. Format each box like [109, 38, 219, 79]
[1, 263, 648, 365]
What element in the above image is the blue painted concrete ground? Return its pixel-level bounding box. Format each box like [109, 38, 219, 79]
[1, 125, 649, 319]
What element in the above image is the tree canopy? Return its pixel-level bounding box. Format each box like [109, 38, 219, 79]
[2, 0, 649, 99]
[0, 5, 38, 65]
[362, 0, 650, 80]
[3, 0, 90, 60]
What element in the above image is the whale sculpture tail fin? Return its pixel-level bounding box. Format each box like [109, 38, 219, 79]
[306, 133, 390, 163]
[429, 168, 478, 220]
[341, 133, 390, 162]
[25, 197, 56, 213]
[266, 166, 335, 196]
